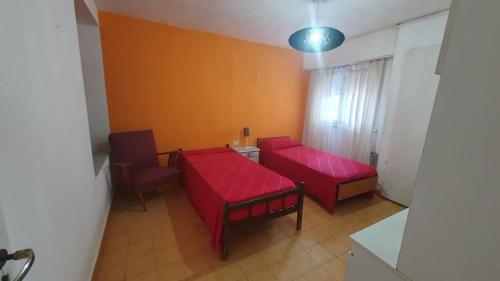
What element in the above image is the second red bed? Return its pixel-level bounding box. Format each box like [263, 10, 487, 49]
[178, 147, 304, 259]
[258, 137, 378, 213]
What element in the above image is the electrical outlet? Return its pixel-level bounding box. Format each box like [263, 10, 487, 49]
[232, 139, 240, 146]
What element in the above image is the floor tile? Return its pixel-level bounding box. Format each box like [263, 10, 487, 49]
[303, 267, 336, 281]
[156, 261, 191, 281]
[321, 237, 349, 257]
[213, 263, 245, 281]
[128, 240, 154, 258]
[305, 226, 332, 243]
[268, 251, 319, 281]
[127, 270, 156, 281]
[103, 234, 129, 251]
[95, 263, 125, 281]
[154, 246, 182, 268]
[246, 268, 278, 281]
[126, 254, 155, 279]
[128, 230, 153, 246]
[257, 238, 303, 265]
[237, 254, 266, 275]
[183, 253, 213, 276]
[152, 234, 177, 252]
[321, 258, 346, 281]
[99, 248, 128, 269]
[306, 245, 334, 264]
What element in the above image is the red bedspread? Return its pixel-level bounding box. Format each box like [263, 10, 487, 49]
[260, 142, 377, 212]
[178, 147, 297, 257]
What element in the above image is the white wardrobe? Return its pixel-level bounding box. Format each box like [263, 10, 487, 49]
[376, 13, 448, 206]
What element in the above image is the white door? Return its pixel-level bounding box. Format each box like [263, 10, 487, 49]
[0, 203, 14, 279]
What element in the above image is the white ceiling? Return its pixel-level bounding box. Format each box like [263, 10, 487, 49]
[96, 0, 451, 48]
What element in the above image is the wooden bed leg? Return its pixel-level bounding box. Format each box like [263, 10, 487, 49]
[365, 190, 375, 199]
[221, 227, 228, 260]
[222, 244, 228, 261]
[174, 148, 182, 198]
[137, 192, 147, 212]
[173, 183, 178, 198]
[296, 182, 305, 231]
[222, 201, 229, 260]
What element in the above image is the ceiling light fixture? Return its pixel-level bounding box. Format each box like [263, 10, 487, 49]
[289, 0, 345, 53]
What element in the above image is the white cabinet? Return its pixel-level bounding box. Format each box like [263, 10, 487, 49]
[346, 243, 406, 281]
[231, 146, 260, 162]
[345, 209, 409, 281]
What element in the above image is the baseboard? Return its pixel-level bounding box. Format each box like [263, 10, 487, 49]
[89, 203, 111, 281]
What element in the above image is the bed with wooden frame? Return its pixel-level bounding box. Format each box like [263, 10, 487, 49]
[257, 136, 378, 213]
[178, 145, 304, 260]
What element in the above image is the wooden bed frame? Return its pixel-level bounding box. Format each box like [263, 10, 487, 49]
[221, 182, 304, 260]
[256, 137, 378, 204]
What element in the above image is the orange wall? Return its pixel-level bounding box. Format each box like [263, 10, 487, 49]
[99, 12, 309, 152]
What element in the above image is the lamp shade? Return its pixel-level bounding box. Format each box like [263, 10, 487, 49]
[289, 26, 345, 53]
[243, 127, 250, 137]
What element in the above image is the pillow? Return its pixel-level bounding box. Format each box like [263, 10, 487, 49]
[260, 138, 302, 151]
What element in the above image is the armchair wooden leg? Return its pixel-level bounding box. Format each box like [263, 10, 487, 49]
[137, 192, 147, 212]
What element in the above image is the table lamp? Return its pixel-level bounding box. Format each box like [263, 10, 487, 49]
[243, 127, 250, 147]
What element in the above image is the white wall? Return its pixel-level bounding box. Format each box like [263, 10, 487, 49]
[0, 0, 111, 280]
[397, 0, 500, 279]
[377, 12, 448, 205]
[77, 21, 110, 150]
[303, 27, 398, 70]
[83, 0, 99, 24]
[78, 22, 110, 149]
[76, 0, 111, 175]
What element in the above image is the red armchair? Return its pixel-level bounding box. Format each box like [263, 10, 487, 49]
[108, 130, 180, 211]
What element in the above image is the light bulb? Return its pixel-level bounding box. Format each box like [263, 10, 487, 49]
[308, 30, 322, 43]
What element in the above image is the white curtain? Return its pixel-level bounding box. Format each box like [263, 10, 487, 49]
[302, 60, 386, 163]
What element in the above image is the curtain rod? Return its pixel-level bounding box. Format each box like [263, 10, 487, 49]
[307, 56, 393, 72]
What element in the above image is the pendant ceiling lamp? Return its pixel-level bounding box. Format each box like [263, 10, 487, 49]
[289, 0, 345, 53]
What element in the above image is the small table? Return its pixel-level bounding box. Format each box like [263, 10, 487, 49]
[231, 146, 260, 162]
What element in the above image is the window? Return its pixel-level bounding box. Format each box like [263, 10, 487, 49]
[320, 70, 346, 126]
[321, 95, 341, 123]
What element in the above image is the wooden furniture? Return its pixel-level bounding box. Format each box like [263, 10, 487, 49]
[108, 130, 180, 211]
[179, 147, 304, 260]
[345, 209, 409, 281]
[230, 146, 260, 162]
[257, 136, 378, 210]
[337, 176, 378, 201]
[256, 136, 288, 148]
[222, 182, 304, 260]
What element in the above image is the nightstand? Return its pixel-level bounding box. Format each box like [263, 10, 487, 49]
[231, 146, 260, 162]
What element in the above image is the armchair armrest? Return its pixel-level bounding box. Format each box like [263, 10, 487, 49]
[113, 161, 131, 167]
[157, 151, 171, 155]
[112, 161, 132, 187]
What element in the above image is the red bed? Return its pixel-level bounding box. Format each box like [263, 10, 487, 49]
[178, 147, 304, 259]
[258, 137, 377, 213]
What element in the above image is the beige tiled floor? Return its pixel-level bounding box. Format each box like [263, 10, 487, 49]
[94, 184, 404, 281]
